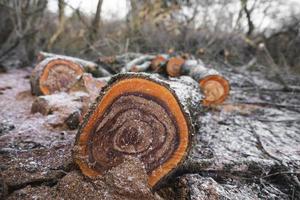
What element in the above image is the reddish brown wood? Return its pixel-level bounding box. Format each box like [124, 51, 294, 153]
[30, 57, 84, 96]
[166, 57, 185, 77]
[73, 73, 203, 189]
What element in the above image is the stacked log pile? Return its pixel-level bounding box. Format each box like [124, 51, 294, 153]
[29, 52, 230, 131]
[29, 51, 230, 188]
[1, 52, 299, 199]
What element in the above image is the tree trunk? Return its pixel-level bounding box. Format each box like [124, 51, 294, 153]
[89, 0, 104, 42]
[47, 0, 66, 50]
[73, 72, 203, 189]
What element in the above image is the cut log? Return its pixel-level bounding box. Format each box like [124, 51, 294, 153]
[30, 57, 85, 96]
[73, 73, 203, 189]
[191, 65, 230, 106]
[166, 57, 185, 77]
[36, 51, 111, 77]
[167, 58, 230, 106]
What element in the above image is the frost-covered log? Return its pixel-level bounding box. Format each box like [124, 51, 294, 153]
[129, 61, 151, 72]
[36, 51, 111, 78]
[97, 53, 144, 73]
[73, 73, 203, 188]
[30, 57, 85, 96]
[121, 55, 155, 72]
[166, 58, 230, 106]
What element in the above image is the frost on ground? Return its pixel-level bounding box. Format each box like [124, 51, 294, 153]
[0, 66, 300, 199]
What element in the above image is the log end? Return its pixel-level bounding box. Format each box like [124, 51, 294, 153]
[199, 75, 230, 106]
[74, 73, 194, 188]
[166, 57, 185, 77]
[31, 58, 84, 96]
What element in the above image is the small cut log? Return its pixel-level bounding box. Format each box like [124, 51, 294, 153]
[167, 58, 230, 106]
[30, 57, 85, 96]
[73, 73, 203, 189]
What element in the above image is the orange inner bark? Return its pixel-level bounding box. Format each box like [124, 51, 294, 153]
[75, 78, 189, 188]
[39, 59, 84, 95]
[199, 75, 230, 106]
[166, 57, 185, 77]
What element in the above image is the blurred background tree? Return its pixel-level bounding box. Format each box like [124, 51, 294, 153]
[0, 0, 299, 73]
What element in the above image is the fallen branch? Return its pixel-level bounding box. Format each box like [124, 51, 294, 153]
[97, 52, 144, 73]
[121, 55, 155, 72]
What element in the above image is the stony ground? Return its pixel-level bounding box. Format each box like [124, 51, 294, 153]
[0, 66, 300, 199]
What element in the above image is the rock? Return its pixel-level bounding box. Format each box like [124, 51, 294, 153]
[0, 120, 15, 136]
[31, 92, 89, 129]
[0, 177, 8, 200]
[1, 144, 73, 190]
[103, 157, 159, 200]
[55, 171, 106, 200]
[7, 185, 55, 200]
[56, 157, 161, 200]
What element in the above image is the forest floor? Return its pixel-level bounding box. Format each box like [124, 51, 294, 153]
[0, 63, 300, 199]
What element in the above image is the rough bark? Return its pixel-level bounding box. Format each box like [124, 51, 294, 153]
[73, 72, 203, 188]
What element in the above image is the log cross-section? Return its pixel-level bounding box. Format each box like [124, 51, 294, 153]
[167, 58, 230, 106]
[30, 57, 84, 96]
[73, 73, 202, 188]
